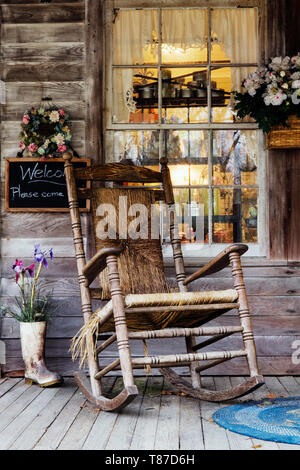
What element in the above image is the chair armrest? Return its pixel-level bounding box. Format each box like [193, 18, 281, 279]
[83, 245, 123, 287]
[183, 244, 248, 286]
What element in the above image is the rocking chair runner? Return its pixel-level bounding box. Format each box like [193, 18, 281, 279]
[63, 152, 264, 412]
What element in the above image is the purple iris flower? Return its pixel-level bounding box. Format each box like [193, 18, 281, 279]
[12, 259, 35, 283]
[34, 244, 53, 268]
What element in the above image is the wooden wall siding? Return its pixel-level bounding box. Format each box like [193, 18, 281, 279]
[0, 0, 87, 374]
[1, 0, 300, 378]
[267, 0, 300, 260]
[85, 0, 104, 164]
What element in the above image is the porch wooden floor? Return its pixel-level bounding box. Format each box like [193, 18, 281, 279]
[0, 375, 300, 450]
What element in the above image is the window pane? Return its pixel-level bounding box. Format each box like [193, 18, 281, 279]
[113, 9, 158, 65]
[113, 68, 158, 124]
[211, 67, 256, 122]
[213, 130, 258, 185]
[161, 9, 208, 64]
[211, 8, 258, 64]
[107, 130, 159, 164]
[163, 130, 208, 185]
[170, 188, 208, 243]
[161, 67, 208, 123]
[213, 188, 258, 243]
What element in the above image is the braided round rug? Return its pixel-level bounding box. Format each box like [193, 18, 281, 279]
[213, 396, 300, 445]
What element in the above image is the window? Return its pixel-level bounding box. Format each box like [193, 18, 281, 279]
[104, 1, 266, 257]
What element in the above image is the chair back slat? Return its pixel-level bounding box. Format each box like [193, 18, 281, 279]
[74, 162, 163, 183]
[91, 188, 169, 300]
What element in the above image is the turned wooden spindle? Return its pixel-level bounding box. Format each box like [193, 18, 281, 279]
[229, 251, 259, 377]
[63, 152, 102, 397]
[106, 254, 135, 388]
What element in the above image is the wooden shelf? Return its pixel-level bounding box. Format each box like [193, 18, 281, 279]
[135, 95, 226, 109]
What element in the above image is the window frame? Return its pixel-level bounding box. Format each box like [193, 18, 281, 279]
[104, 0, 267, 258]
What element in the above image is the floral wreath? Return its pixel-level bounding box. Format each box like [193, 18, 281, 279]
[18, 102, 72, 159]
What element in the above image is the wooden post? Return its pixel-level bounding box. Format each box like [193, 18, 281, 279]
[106, 254, 135, 388]
[63, 152, 102, 397]
[85, 0, 104, 164]
[229, 251, 259, 377]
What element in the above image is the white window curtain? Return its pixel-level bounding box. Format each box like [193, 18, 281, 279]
[212, 8, 258, 91]
[112, 8, 257, 122]
[113, 10, 158, 122]
[161, 9, 208, 51]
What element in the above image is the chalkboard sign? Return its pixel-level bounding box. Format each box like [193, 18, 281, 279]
[5, 158, 91, 212]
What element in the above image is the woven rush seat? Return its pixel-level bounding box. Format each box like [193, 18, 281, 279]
[93, 289, 239, 332]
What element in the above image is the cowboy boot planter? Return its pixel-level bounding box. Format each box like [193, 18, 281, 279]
[20, 321, 63, 387]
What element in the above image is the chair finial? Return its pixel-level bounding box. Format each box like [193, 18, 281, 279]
[63, 151, 73, 161]
[160, 157, 169, 169]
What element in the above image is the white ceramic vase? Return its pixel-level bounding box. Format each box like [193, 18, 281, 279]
[20, 321, 63, 387]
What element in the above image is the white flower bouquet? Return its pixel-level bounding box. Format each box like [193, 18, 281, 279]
[233, 54, 300, 133]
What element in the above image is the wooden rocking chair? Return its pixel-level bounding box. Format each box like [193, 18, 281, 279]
[63, 152, 264, 412]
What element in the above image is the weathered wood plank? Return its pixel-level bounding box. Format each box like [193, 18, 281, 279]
[179, 394, 204, 450]
[80, 377, 120, 450]
[10, 379, 77, 450]
[57, 402, 99, 449]
[0, 237, 83, 258]
[200, 376, 230, 450]
[286, 0, 300, 57]
[2, 101, 85, 121]
[0, 139, 85, 160]
[179, 276, 300, 296]
[129, 376, 164, 450]
[1, 120, 84, 143]
[85, 0, 103, 164]
[2, 23, 84, 43]
[1, 0, 82, 3]
[170, 265, 300, 279]
[0, 377, 22, 398]
[0, 379, 32, 415]
[0, 4, 85, 24]
[5, 81, 85, 102]
[1, 214, 74, 239]
[3, 335, 299, 360]
[2, 62, 84, 81]
[0, 382, 43, 434]
[154, 379, 180, 450]
[0, 386, 59, 450]
[2, 355, 300, 377]
[104, 378, 147, 450]
[269, 151, 288, 260]
[1, 43, 83, 62]
[33, 388, 84, 450]
[287, 158, 300, 262]
[277, 376, 300, 395]
[106, 0, 260, 6]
